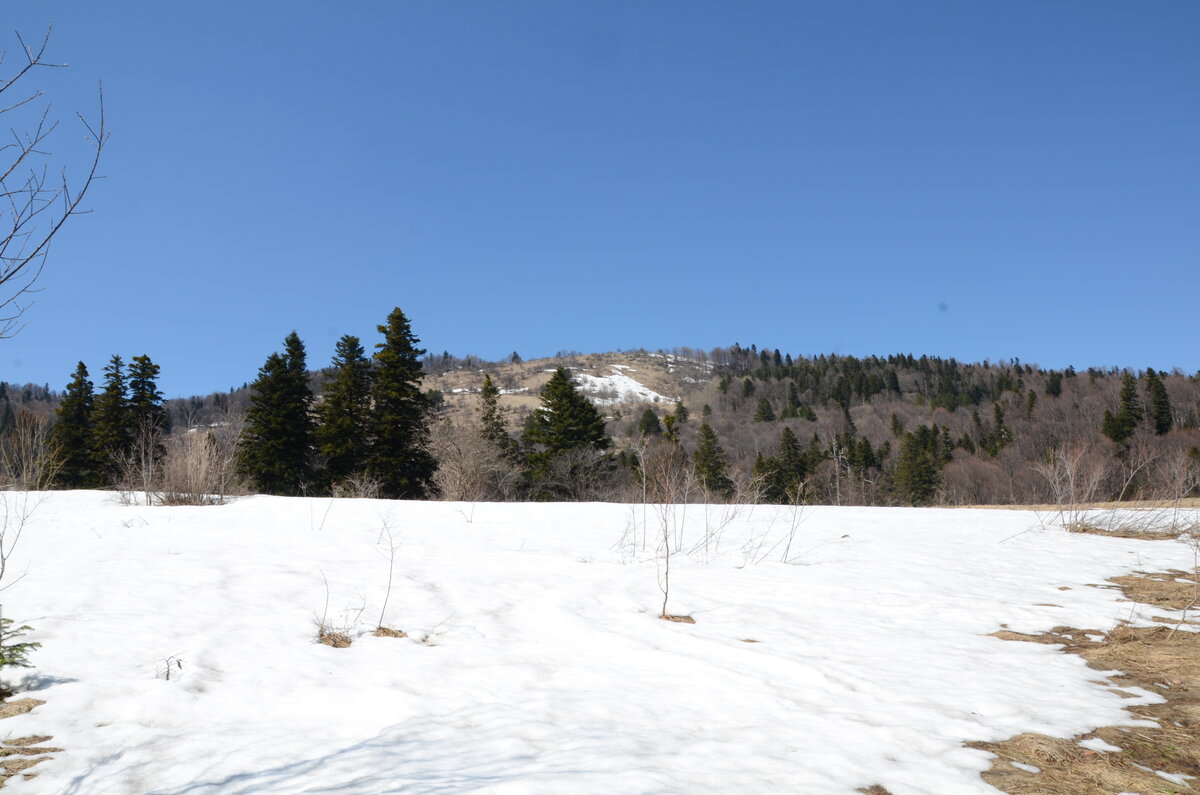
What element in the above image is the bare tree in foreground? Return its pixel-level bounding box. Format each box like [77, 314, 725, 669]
[2, 26, 106, 337]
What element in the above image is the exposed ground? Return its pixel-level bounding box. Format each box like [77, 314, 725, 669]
[973, 567, 1200, 793]
[427, 349, 708, 417]
[0, 699, 60, 788]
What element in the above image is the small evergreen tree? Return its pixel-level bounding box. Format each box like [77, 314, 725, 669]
[753, 397, 775, 422]
[671, 400, 689, 425]
[238, 332, 316, 495]
[51, 362, 94, 488]
[692, 422, 734, 500]
[315, 334, 374, 487]
[637, 408, 663, 438]
[0, 611, 40, 671]
[479, 373, 518, 459]
[368, 308, 437, 499]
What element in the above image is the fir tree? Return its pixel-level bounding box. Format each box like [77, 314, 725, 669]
[892, 426, 940, 506]
[753, 397, 775, 422]
[238, 332, 316, 495]
[637, 408, 663, 438]
[51, 362, 94, 488]
[128, 355, 168, 436]
[0, 610, 40, 671]
[1045, 371, 1063, 397]
[692, 422, 734, 500]
[1101, 372, 1143, 444]
[368, 308, 436, 499]
[521, 367, 612, 498]
[1145, 368, 1173, 436]
[758, 426, 807, 503]
[479, 373, 517, 459]
[90, 354, 131, 485]
[671, 400, 689, 425]
[315, 334, 374, 487]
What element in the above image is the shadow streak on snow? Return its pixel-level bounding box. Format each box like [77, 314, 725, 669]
[142, 725, 600, 795]
[17, 673, 78, 692]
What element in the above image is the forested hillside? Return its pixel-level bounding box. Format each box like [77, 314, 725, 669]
[6, 337, 1199, 507]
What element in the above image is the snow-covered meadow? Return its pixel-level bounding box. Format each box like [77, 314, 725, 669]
[1, 492, 1195, 793]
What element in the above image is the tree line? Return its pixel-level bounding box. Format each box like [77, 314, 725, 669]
[6, 320, 1200, 508]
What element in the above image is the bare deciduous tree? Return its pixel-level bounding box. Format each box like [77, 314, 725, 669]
[428, 416, 522, 502]
[1, 27, 106, 338]
[0, 410, 59, 490]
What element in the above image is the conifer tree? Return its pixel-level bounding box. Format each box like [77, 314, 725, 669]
[692, 422, 734, 500]
[753, 397, 775, 422]
[238, 332, 315, 495]
[478, 373, 518, 459]
[1101, 372, 1143, 444]
[1145, 368, 1173, 436]
[367, 308, 436, 499]
[90, 355, 131, 485]
[637, 408, 663, 438]
[1045, 371, 1063, 397]
[672, 400, 689, 425]
[315, 334, 374, 487]
[51, 362, 94, 488]
[521, 367, 612, 497]
[892, 426, 940, 506]
[128, 355, 168, 436]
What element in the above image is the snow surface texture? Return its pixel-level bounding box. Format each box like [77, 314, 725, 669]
[1, 493, 1196, 794]
[572, 370, 673, 406]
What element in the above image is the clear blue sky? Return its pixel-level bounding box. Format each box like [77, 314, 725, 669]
[4, 1, 1198, 398]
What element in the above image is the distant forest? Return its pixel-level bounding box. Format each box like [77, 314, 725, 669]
[4, 336, 1199, 508]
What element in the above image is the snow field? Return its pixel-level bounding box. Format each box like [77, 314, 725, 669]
[0, 493, 1195, 793]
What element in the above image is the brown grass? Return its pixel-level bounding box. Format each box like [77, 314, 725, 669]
[660, 614, 696, 624]
[1065, 523, 1187, 541]
[950, 498, 1200, 511]
[372, 626, 407, 638]
[0, 700, 42, 721]
[974, 571, 1200, 793]
[0, 700, 60, 787]
[857, 786, 894, 794]
[318, 630, 353, 648]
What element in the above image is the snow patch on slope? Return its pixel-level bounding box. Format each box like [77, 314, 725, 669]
[574, 370, 672, 406]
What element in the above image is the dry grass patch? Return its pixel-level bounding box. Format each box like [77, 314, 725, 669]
[856, 786, 894, 794]
[372, 626, 407, 638]
[973, 571, 1200, 793]
[0, 700, 60, 788]
[0, 700, 42, 721]
[1065, 523, 1186, 541]
[660, 614, 696, 624]
[318, 630, 353, 648]
[1111, 570, 1200, 612]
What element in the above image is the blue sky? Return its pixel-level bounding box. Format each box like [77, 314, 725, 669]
[3, 1, 1197, 397]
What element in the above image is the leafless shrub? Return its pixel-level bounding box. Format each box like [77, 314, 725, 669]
[158, 417, 243, 505]
[428, 416, 521, 502]
[1033, 443, 1107, 527]
[0, 411, 59, 490]
[116, 418, 164, 505]
[331, 473, 382, 499]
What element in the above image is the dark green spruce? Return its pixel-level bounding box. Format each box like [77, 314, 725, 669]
[238, 332, 316, 495]
[316, 334, 374, 488]
[368, 308, 437, 499]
